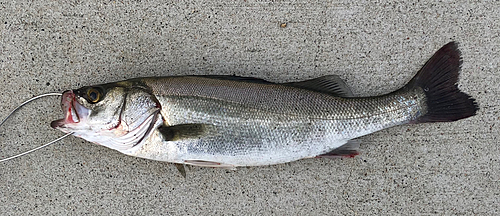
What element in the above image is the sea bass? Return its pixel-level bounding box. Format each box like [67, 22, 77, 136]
[51, 42, 478, 168]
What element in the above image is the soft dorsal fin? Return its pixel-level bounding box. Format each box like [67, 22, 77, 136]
[285, 75, 354, 97]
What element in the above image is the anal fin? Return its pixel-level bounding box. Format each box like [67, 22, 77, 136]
[316, 140, 360, 159]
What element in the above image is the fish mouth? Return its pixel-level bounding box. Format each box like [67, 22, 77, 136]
[51, 90, 89, 129]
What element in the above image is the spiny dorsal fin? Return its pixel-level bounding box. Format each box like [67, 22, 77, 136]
[192, 75, 274, 84]
[193, 75, 354, 97]
[285, 75, 354, 97]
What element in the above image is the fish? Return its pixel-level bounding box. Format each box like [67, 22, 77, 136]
[50, 42, 478, 169]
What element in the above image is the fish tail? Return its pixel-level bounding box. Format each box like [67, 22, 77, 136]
[407, 42, 478, 123]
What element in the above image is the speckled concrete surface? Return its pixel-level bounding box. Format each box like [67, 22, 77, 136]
[0, 1, 498, 215]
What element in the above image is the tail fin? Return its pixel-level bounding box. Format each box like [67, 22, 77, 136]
[407, 42, 478, 123]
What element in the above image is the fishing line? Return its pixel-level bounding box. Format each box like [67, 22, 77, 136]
[0, 93, 73, 162]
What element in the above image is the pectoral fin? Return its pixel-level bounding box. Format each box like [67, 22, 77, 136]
[158, 124, 215, 141]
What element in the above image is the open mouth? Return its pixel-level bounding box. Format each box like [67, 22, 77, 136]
[51, 90, 86, 128]
[64, 91, 80, 124]
[70, 103, 80, 123]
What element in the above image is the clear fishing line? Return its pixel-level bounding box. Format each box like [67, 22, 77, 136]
[0, 93, 73, 162]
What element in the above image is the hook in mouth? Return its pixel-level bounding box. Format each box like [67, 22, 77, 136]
[51, 90, 87, 128]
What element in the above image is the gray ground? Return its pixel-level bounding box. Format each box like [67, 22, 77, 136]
[0, 1, 498, 215]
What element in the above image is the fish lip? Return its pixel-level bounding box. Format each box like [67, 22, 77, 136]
[51, 90, 84, 129]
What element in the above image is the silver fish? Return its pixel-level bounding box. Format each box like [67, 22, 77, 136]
[51, 42, 478, 168]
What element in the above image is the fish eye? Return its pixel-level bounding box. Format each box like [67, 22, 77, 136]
[87, 88, 101, 103]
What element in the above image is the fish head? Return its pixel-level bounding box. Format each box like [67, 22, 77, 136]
[51, 82, 161, 152]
